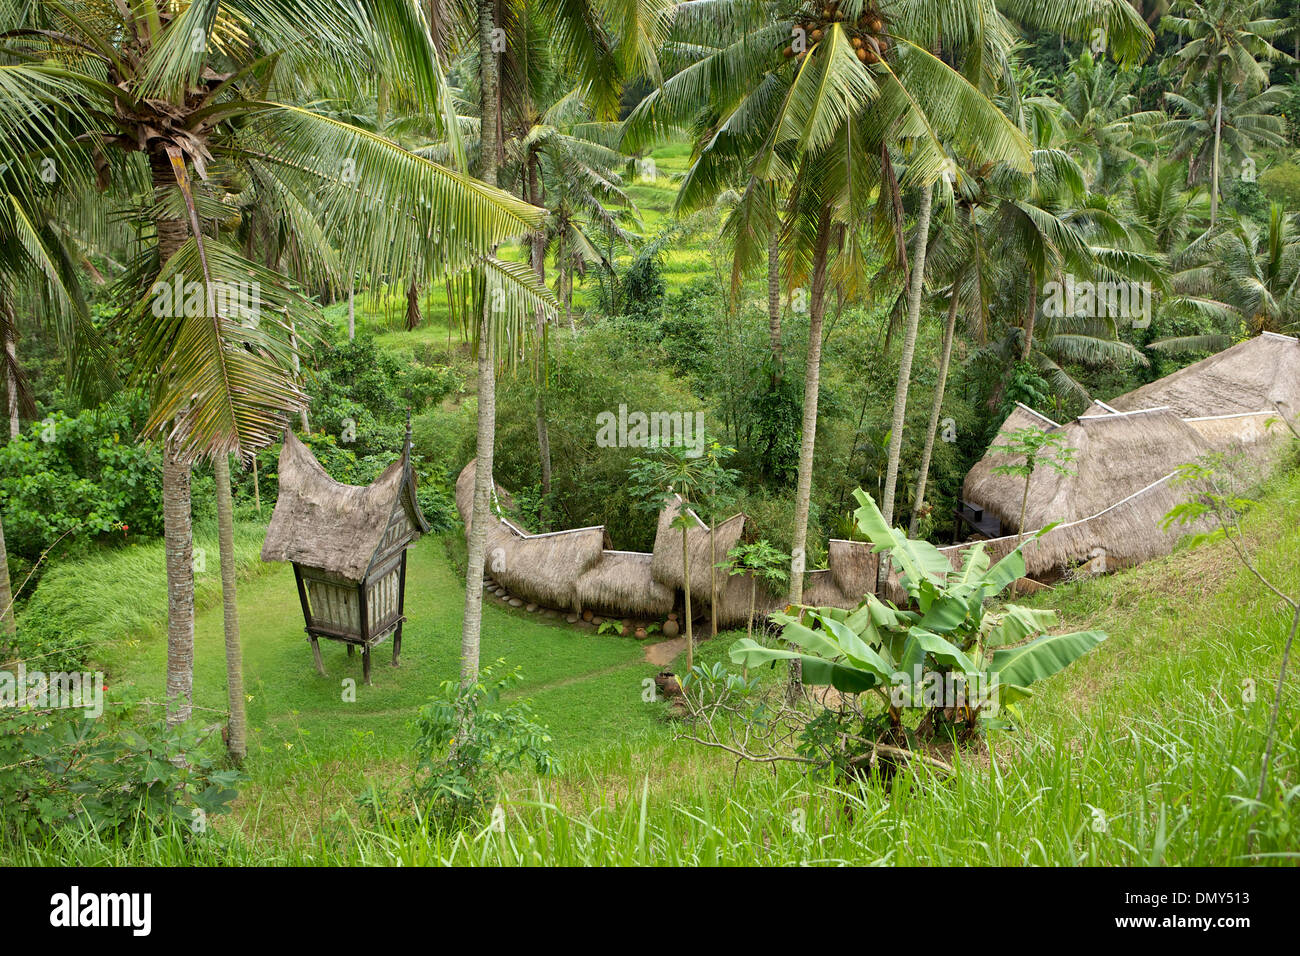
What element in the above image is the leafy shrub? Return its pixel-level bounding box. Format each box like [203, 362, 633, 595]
[410, 662, 557, 826]
[0, 706, 240, 840]
[724, 490, 1106, 774]
[0, 395, 207, 585]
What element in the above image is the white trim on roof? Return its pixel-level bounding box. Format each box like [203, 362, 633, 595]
[1078, 405, 1172, 421]
[1260, 330, 1299, 342]
[1013, 402, 1060, 428]
[522, 526, 605, 540]
[1183, 410, 1275, 422]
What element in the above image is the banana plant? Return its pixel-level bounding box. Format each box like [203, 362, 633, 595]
[730, 488, 1105, 727]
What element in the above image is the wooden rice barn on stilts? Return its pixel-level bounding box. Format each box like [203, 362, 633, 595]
[261, 421, 429, 684]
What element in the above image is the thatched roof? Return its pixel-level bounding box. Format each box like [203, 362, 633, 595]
[957, 335, 1300, 577]
[650, 495, 745, 591]
[1109, 332, 1300, 419]
[575, 550, 676, 617]
[964, 406, 1211, 533]
[455, 462, 604, 610]
[262, 430, 429, 582]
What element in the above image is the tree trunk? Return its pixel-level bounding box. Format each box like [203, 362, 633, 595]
[767, 221, 782, 375]
[0, 505, 16, 642]
[347, 282, 356, 340]
[1211, 69, 1223, 228]
[881, 183, 933, 527]
[747, 575, 756, 642]
[1021, 279, 1037, 361]
[709, 525, 718, 638]
[909, 273, 962, 536]
[529, 151, 552, 496]
[290, 319, 308, 433]
[786, 205, 833, 701]
[163, 440, 194, 726]
[682, 522, 693, 675]
[5, 318, 17, 442]
[787, 205, 834, 606]
[460, 0, 501, 687]
[151, 150, 196, 729]
[213, 454, 247, 762]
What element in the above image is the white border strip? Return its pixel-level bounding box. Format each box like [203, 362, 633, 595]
[1014, 401, 1059, 428]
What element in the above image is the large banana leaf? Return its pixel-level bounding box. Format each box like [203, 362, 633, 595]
[988, 605, 1059, 647]
[728, 639, 885, 694]
[991, 630, 1107, 687]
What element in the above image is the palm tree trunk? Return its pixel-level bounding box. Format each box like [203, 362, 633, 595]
[747, 575, 756, 642]
[0, 506, 16, 642]
[881, 183, 933, 527]
[909, 274, 962, 536]
[347, 282, 355, 340]
[151, 150, 196, 729]
[1211, 69, 1223, 228]
[787, 205, 833, 605]
[768, 221, 782, 375]
[5, 318, 17, 442]
[213, 453, 246, 762]
[786, 206, 834, 700]
[163, 439, 194, 726]
[709, 525, 718, 638]
[529, 152, 552, 496]
[290, 319, 308, 433]
[460, 0, 501, 687]
[1021, 281, 1037, 361]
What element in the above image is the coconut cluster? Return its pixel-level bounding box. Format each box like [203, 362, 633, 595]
[782, 2, 889, 65]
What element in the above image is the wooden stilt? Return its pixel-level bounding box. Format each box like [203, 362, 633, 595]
[309, 636, 325, 676]
[392, 624, 402, 666]
[363, 645, 372, 686]
[347, 644, 354, 657]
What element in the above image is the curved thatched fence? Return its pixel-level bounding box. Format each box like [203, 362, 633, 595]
[453, 462, 888, 627]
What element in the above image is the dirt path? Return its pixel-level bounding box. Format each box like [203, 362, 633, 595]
[643, 637, 686, 667]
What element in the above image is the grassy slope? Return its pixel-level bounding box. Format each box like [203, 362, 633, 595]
[7, 141, 1298, 864]
[9, 462, 1298, 865]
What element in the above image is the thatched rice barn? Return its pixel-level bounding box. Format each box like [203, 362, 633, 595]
[263, 430, 430, 682]
[955, 333, 1300, 577]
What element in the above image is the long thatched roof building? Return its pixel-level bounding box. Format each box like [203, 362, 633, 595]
[955, 332, 1300, 577]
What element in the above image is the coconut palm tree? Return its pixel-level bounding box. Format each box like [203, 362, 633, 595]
[1156, 205, 1300, 353]
[1160, 80, 1287, 203]
[1127, 158, 1211, 256]
[1047, 50, 1162, 190]
[1160, 0, 1291, 226]
[2, 0, 551, 723]
[452, 0, 667, 685]
[622, 0, 1080, 611]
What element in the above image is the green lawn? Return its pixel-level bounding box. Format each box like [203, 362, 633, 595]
[108, 537, 676, 771]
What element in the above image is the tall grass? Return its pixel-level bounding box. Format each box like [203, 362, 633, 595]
[14, 520, 269, 670]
